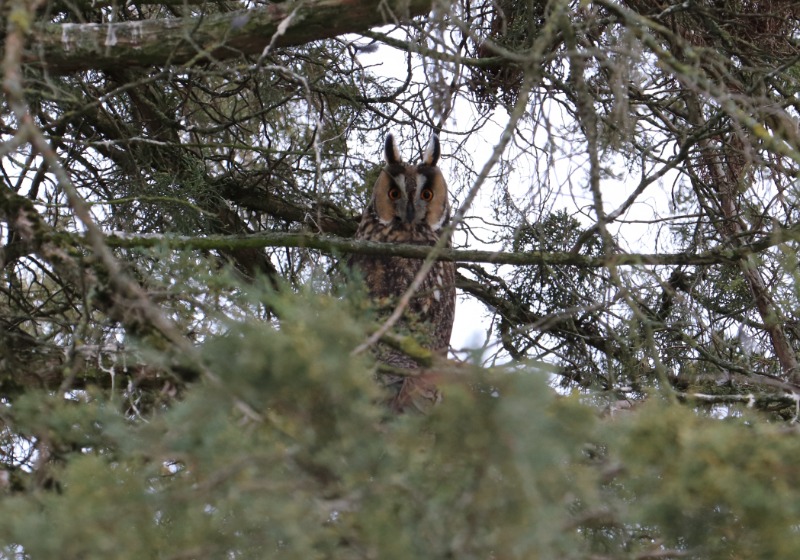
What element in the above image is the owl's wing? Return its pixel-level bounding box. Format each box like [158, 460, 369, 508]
[389, 372, 443, 414]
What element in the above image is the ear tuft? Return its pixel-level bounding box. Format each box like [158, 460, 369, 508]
[422, 134, 440, 166]
[384, 134, 402, 165]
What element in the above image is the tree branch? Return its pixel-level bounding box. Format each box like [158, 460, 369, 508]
[25, 0, 433, 73]
[677, 391, 798, 411]
[100, 227, 800, 268]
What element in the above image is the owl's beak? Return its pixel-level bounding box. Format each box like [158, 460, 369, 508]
[405, 202, 415, 224]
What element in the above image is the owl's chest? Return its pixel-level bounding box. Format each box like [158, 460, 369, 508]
[351, 222, 454, 315]
[365, 222, 439, 245]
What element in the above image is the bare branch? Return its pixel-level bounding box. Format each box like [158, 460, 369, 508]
[100, 228, 800, 268]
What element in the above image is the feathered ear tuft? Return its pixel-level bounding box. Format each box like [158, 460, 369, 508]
[384, 134, 402, 165]
[422, 134, 440, 166]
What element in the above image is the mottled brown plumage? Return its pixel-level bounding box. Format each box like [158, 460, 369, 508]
[349, 133, 456, 410]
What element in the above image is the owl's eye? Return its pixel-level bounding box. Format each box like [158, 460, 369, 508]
[420, 189, 434, 201]
[388, 188, 401, 200]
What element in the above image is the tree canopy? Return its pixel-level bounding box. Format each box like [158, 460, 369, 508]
[3, 0, 800, 558]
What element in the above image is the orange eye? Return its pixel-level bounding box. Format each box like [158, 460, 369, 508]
[420, 189, 434, 201]
[388, 188, 401, 200]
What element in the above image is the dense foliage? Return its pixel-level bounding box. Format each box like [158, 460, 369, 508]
[3, 0, 800, 557]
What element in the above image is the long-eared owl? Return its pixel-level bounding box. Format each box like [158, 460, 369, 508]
[349, 133, 456, 379]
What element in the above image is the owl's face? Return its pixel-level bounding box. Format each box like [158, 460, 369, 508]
[370, 134, 450, 232]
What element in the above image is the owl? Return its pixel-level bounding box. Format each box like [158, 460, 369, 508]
[349, 133, 456, 411]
